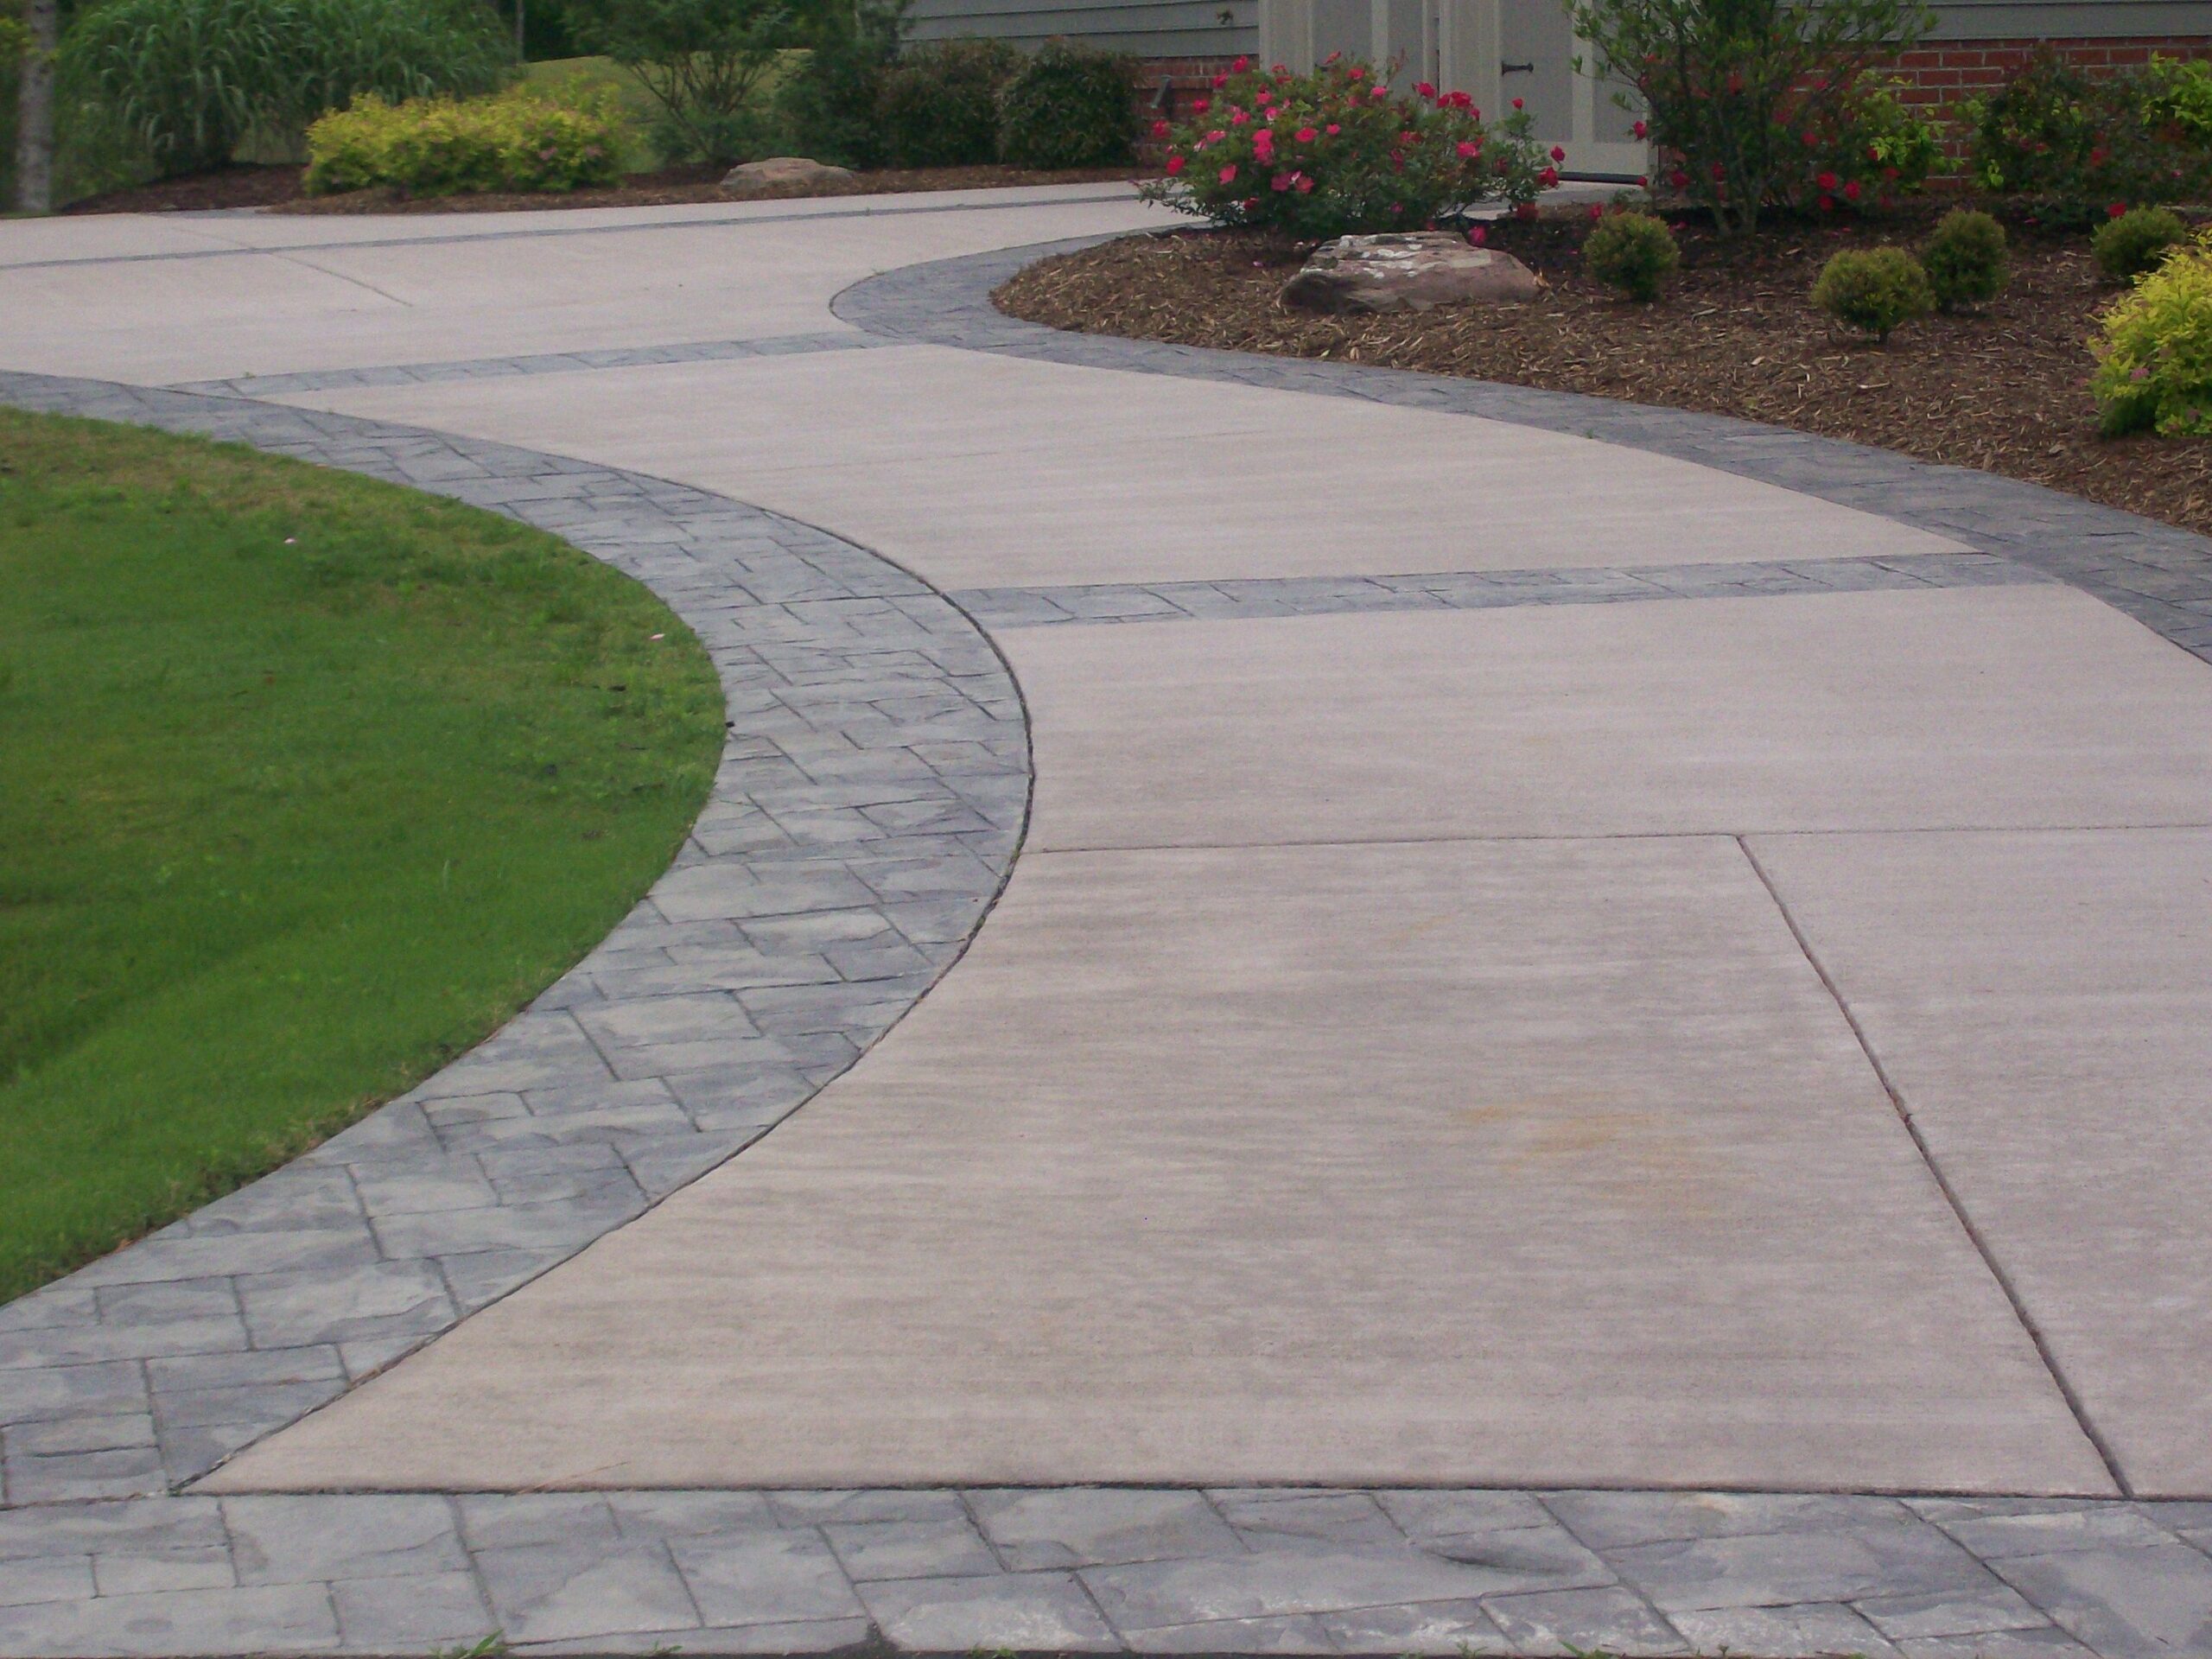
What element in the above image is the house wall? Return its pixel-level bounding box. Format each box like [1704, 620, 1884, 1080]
[902, 0, 1261, 60]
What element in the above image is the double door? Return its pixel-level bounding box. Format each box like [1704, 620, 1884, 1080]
[1259, 0, 1650, 180]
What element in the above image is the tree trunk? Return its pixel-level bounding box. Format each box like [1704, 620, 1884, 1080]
[14, 0, 56, 213]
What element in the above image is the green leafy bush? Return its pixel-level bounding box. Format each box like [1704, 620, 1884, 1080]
[2092, 228, 2212, 435]
[1922, 207, 2008, 309]
[304, 86, 621, 194]
[1567, 0, 1933, 236]
[876, 37, 1019, 167]
[1142, 56, 1554, 239]
[1804, 77, 1942, 211]
[561, 0, 790, 164]
[996, 39, 1135, 168]
[1812, 245, 1935, 340]
[2095, 205, 2190, 283]
[1966, 48, 2212, 226]
[773, 0, 903, 168]
[1582, 208, 1679, 301]
[56, 0, 511, 177]
[2143, 53, 2212, 147]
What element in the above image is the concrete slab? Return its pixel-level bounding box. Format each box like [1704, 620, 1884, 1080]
[1746, 827, 2212, 1498]
[277, 345, 1961, 588]
[204, 837, 2109, 1496]
[999, 585, 2212, 849]
[0, 196, 1160, 382]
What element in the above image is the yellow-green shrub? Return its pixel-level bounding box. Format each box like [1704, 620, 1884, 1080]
[305, 86, 622, 195]
[2092, 229, 2212, 437]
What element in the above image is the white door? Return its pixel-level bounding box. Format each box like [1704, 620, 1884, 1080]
[1438, 0, 1649, 179]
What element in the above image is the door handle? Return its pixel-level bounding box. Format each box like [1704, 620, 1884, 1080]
[1501, 60, 1535, 73]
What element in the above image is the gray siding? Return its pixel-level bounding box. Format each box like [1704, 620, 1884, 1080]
[1929, 0, 2212, 36]
[903, 0, 1259, 58]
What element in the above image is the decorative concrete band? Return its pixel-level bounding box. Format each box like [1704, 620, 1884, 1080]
[950, 550, 2048, 630]
[0, 369, 1030, 1505]
[832, 237, 2212, 666]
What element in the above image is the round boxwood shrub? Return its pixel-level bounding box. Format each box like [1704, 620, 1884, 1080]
[2095, 207, 2191, 284]
[1922, 207, 2009, 310]
[1582, 209, 1679, 302]
[876, 38, 1021, 168]
[2092, 227, 2212, 435]
[1812, 245, 1936, 342]
[996, 40, 1137, 169]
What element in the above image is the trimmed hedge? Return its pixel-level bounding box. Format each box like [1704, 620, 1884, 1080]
[304, 86, 622, 195]
[997, 39, 1136, 169]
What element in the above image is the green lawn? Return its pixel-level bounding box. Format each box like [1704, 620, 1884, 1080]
[0, 409, 722, 1302]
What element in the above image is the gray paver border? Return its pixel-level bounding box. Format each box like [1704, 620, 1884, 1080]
[830, 233, 2212, 666]
[0, 367, 1033, 1507]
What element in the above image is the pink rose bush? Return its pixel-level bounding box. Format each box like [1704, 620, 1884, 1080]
[1140, 55, 1554, 238]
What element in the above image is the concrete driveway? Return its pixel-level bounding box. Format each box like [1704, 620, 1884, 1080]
[4, 183, 2212, 1656]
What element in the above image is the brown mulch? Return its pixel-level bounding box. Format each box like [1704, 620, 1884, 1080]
[62, 161, 1152, 215]
[994, 207, 2212, 539]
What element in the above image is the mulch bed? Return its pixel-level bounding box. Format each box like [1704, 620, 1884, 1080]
[62, 162, 1152, 216]
[994, 206, 2212, 539]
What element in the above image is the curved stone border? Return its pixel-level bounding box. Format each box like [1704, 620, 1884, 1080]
[0, 369, 1030, 1505]
[833, 235, 2212, 666]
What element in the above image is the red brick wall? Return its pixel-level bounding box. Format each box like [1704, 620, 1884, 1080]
[1132, 55, 1248, 128]
[1884, 35, 2212, 119]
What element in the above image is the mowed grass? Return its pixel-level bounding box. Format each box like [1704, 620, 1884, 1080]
[0, 409, 722, 1302]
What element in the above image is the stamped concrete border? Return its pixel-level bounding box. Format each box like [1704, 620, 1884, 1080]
[0, 368, 1031, 1505]
[831, 235, 2212, 666]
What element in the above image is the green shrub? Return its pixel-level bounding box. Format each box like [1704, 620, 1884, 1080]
[55, 0, 511, 177]
[774, 0, 903, 169]
[1142, 57, 1554, 239]
[1966, 48, 2212, 226]
[1812, 245, 1935, 340]
[561, 0, 790, 164]
[2092, 228, 2212, 435]
[1922, 207, 2008, 309]
[1582, 208, 1679, 301]
[996, 39, 1135, 168]
[1804, 77, 1943, 212]
[875, 37, 1019, 167]
[2143, 53, 2212, 147]
[2095, 206, 2190, 283]
[303, 86, 622, 194]
[1568, 0, 1933, 237]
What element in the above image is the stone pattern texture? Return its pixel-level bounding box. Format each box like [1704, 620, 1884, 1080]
[950, 549, 2047, 629]
[1281, 232, 1544, 315]
[836, 236, 2212, 666]
[0, 368, 1029, 1506]
[4, 1486, 2212, 1656]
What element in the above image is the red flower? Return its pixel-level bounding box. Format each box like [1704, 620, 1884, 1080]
[1271, 170, 1292, 190]
[1842, 179, 1861, 200]
[1231, 54, 1249, 70]
[1211, 73, 1228, 88]
[1370, 86, 1388, 99]
[1255, 89, 1273, 105]
[1586, 201, 1603, 219]
[1818, 193, 1835, 210]
[1400, 130, 1420, 147]
[1220, 163, 1237, 182]
[1632, 119, 1647, 139]
[1669, 168, 1688, 188]
[1882, 165, 1898, 181]
[1193, 98, 1210, 113]
[1815, 171, 1838, 190]
[1325, 123, 1340, 135]
[1151, 118, 1169, 137]
[1635, 173, 1649, 187]
[1456, 139, 1481, 159]
[1414, 81, 1435, 98]
[1468, 225, 1488, 245]
[1230, 109, 1250, 124]
[1295, 126, 1318, 142]
[1515, 200, 1538, 219]
[1348, 65, 1364, 79]
[1537, 166, 1559, 186]
[1294, 174, 1313, 192]
[1511, 96, 1524, 109]
[1166, 154, 1185, 174]
[2108, 201, 2128, 217]
[1549, 144, 1567, 162]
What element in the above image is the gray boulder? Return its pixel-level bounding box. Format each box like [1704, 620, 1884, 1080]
[1281, 230, 1542, 315]
[721, 156, 858, 194]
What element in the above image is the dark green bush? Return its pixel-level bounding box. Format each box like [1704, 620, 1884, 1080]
[995, 39, 1135, 169]
[1812, 245, 1935, 341]
[56, 0, 511, 177]
[1922, 207, 2008, 309]
[2095, 206, 2190, 283]
[1966, 48, 2211, 226]
[1582, 208, 1679, 302]
[773, 0, 902, 168]
[562, 0, 789, 164]
[876, 37, 1019, 168]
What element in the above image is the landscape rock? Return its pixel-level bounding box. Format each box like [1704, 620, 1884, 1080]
[1281, 231, 1542, 314]
[721, 156, 858, 194]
